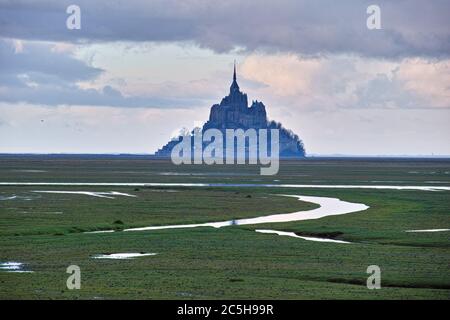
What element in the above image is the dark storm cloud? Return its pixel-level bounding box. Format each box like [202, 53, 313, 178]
[0, 0, 449, 58]
[1, 81, 202, 108]
[0, 40, 103, 81]
[0, 39, 203, 107]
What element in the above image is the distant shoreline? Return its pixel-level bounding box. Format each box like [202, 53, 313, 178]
[0, 153, 449, 160]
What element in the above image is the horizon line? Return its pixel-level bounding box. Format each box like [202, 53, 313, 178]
[0, 152, 450, 159]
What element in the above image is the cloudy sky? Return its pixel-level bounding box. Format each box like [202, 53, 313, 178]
[0, 0, 449, 155]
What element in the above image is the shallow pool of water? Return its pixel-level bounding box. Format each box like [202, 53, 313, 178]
[92, 253, 157, 259]
[32, 190, 137, 199]
[405, 228, 450, 233]
[1, 182, 449, 191]
[255, 229, 351, 244]
[0, 262, 33, 273]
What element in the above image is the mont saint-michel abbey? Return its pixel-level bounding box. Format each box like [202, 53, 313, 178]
[155, 64, 306, 158]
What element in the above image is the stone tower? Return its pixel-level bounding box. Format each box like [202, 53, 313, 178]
[204, 62, 267, 130]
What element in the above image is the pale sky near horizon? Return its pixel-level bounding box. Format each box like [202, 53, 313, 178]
[0, 0, 449, 156]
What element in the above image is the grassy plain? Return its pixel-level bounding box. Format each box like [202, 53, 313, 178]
[0, 156, 449, 299]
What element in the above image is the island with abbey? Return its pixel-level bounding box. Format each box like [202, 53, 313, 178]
[154, 64, 305, 159]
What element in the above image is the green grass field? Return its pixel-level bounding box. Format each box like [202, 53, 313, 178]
[0, 156, 449, 299]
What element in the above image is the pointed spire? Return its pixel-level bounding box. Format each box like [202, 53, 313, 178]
[229, 60, 241, 95]
[230, 60, 239, 91]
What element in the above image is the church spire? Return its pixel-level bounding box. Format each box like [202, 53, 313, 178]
[230, 60, 239, 92]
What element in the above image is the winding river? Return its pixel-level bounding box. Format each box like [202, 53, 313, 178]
[85, 195, 369, 237]
[3, 181, 448, 242]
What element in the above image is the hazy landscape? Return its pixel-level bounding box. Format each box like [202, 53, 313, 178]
[1, 155, 449, 299]
[0, 0, 449, 307]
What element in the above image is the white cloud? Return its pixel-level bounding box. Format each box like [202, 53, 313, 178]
[397, 58, 450, 108]
[239, 54, 450, 112]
